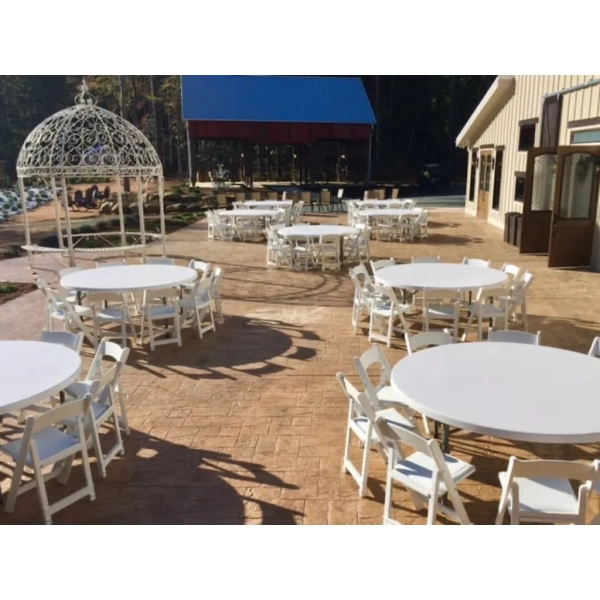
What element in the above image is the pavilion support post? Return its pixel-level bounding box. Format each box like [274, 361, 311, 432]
[18, 177, 31, 248]
[115, 174, 126, 247]
[366, 126, 373, 185]
[50, 177, 64, 249]
[136, 175, 147, 262]
[158, 176, 166, 257]
[185, 121, 194, 186]
[60, 176, 75, 266]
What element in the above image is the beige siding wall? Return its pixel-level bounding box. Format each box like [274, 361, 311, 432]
[468, 75, 600, 228]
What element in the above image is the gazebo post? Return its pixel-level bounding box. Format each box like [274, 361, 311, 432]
[158, 176, 166, 256]
[60, 176, 75, 266]
[18, 177, 31, 248]
[135, 175, 146, 261]
[50, 177, 64, 249]
[115, 174, 126, 246]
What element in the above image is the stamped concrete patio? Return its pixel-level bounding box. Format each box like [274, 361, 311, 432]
[0, 208, 599, 524]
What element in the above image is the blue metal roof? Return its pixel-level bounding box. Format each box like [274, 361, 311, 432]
[181, 76, 376, 125]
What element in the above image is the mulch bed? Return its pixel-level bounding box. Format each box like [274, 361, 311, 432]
[0, 282, 37, 306]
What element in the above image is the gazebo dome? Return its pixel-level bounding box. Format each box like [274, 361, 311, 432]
[16, 82, 162, 179]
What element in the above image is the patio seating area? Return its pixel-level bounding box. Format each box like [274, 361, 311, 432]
[1, 207, 600, 524]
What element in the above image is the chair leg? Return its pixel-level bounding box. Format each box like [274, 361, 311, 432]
[32, 461, 52, 525]
[80, 443, 96, 502]
[89, 424, 107, 478]
[383, 448, 395, 523]
[358, 434, 371, 498]
[5, 457, 26, 513]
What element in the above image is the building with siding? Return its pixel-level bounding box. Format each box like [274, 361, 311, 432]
[456, 75, 600, 270]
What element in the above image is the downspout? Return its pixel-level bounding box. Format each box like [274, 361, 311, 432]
[543, 78, 600, 98]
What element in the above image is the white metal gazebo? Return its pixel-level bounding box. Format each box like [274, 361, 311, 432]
[16, 79, 166, 267]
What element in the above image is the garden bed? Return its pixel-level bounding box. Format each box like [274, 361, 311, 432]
[0, 282, 37, 306]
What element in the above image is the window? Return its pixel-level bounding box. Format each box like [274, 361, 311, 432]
[492, 150, 503, 210]
[468, 149, 477, 202]
[514, 174, 526, 202]
[571, 128, 600, 144]
[518, 123, 536, 151]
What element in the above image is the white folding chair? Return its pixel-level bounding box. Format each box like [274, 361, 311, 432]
[146, 257, 175, 265]
[356, 224, 371, 262]
[208, 266, 224, 323]
[488, 328, 541, 345]
[319, 235, 341, 272]
[411, 256, 441, 264]
[180, 279, 216, 338]
[40, 329, 84, 353]
[350, 271, 374, 334]
[462, 286, 510, 341]
[370, 258, 395, 272]
[508, 271, 534, 329]
[140, 288, 183, 350]
[496, 457, 599, 525]
[404, 330, 454, 435]
[588, 337, 600, 357]
[353, 344, 417, 430]
[501, 263, 523, 286]
[336, 373, 415, 498]
[87, 292, 138, 348]
[462, 257, 491, 268]
[369, 285, 411, 348]
[0, 395, 96, 524]
[63, 355, 128, 477]
[378, 416, 475, 525]
[422, 289, 461, 340]
[187, 259, 212, 281]
[57, 267, 84, 304]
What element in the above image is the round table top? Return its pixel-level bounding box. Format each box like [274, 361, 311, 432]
[375, 263, 507, 291]
[350, 200, 414, 206]
[278, 225, 358, 238]
[61, 264, 197, 293]
[359, 209, 421, 217]
[243, 200, 293, 207]
[218, 209, 281, 218]
[391, 342, 600, 444]
[0, 341, 82, 413]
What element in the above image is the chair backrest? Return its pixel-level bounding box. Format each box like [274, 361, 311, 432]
[411, 256, 441, 263]
[371, 284, 400, 309]
[281, 191, 287, 201]
[216, 193, 227, 207]
[351, 263, 373, 287]
[370, 258, 395, 271]
[336, 372, 378, 423]
[188, 278, 212, 302]
[588, 336, 600, 357]
[87, 339, 130, 380]
[474, 286, 510, 304]
[349, 271, 372, 304]
[251, 191, 262, 201]
[337, 189, 344, 199]
[26, 393, 94, 439]
[300, 191, 311, 203]
[87, 291, 128, 308]
[353, 344, 391, 408]
[143, 288, 181, 306]
[501, 263, 523, 283]
[462, 257, 491, 268]
[146, 257, 175, 265]
[267, 191, 277, 200]
[391, 188, 399, 199]
[405, 330, 453, 354]
[188, 259, 212, 280]
[423, 289, 461, 304]
[41, 329, 84, 353]
[515, 271, 534, 299]
[235, 192, 246, 202]
[210, 266, 223, 287]
[320, 190, 331, 203]
[488, 328, 541, 345]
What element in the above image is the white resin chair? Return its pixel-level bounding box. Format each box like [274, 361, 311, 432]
[508, 271, 534, 329]
[0, 395, 96, 524]
[291, 236, 317, 271]
[186, 260, 212, 289]
[318, 235, 341, 271]
[588, 337, 600, 357]
[146, 257, 175, 265]
[370, 258, 395, 272]
[86, 292, 138, 348]
[415, 209, 428, 239]
[488, 328, 541, 345]
[180, 279, 216, 339]
[411, 255, 441, 264]
[501, 263, 523, 285]
[462, 286, 510, 341]
[62, 355, 127, 478]
[353, 344, 417, 430]
[368, 285, 411, 347]
[41, 329, 84, 353]
[495, 457, 599, 525]
[356, 224, 371, 262]
[140, 288, 183, 350]
[266, 229, 292, 269]
[380, 417, 475, 525]
[290, 200, 304, 224]
[336, 373, 415, 498]
[57, 266, 83, 304]
[422, 289, 461, 340]
[350, 271, 374, 333]
[462, 257, 491, 268]
[208, 266, 224, 323]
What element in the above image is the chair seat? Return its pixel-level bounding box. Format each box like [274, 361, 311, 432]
[498, 472, 580, 517]
[372, 302, 411, 317]
[0, 427, 79, 467]
[390, 451, 475, 498]
[95, 307, 128, 322]
[52, 305, 92, 319]
[425, 305, 458, 318]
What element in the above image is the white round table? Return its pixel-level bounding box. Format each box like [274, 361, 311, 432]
[376, 263, 507, 291]
[348, 200, 412, 207]
[278, 225, 357, 238]
[61, 264, 197, 293]
[359, 209, 421, 218]
[0, 341, 82, 413]
[391, 342, 600, 447]
[218, 209, 281, 218]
